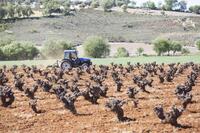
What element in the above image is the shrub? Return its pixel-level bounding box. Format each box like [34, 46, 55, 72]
[79, 3, 86, 9]
[42, 0, 61, 16]
[163, 0, 178, 11]
[0, 23, 9, 32]
[189, 5, 200, 14]
[115, 0, 130, 7]
[0, 48, 5, 60]
[100, 0, 115, 12]
[20, 42, 39, 59]
[42, 40, 74, 59]
[91, 0, 99, 8]
[109, 36, 126, 42]
[196, 40, 200, 50]
[2, 41, 39, 60]
[116, 47, 129, 57]
[30, 29, 39, 33]
[181, 48, 190, 55]
[115, 0, 124, 7]
[136, 47, 144, 56]
[60, 41, 74, 50]
[121, 4, 127, 12]
[0, 38, 13, 47]
[142, 1, 157, 10]
[83, 0, 92, 6]
[84, 36, 110, 58]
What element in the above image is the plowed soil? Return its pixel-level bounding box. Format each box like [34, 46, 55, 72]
[0, 66, 200, 133]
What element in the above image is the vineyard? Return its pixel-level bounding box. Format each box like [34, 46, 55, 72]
[0, 62, 200, 132]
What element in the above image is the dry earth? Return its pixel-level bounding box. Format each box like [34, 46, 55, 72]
[0, 66, 200, 133]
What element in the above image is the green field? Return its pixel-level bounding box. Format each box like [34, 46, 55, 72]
[0, 55, 199, 67]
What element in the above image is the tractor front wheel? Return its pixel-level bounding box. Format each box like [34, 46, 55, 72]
[81, 63, 90, 71]
[61, 61, 72, 70]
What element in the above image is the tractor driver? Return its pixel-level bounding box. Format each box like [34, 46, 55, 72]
[70, 52, 78, 60]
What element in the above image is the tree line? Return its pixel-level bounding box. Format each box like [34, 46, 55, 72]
[0, 0, 200, 20]
[0, 3, 33, 19]
[0, 36, 200, 60]
[83, 36, 195, 58]
[97, 0, 200, 14]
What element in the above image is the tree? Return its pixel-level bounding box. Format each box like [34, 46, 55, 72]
[171, 41, 182, 55]
[163, 0, 178, 11]
[153, 38, 170, 56]
[121, 4, 127, 12]
[61, 0, 71, 16]
[84, 36, 110, 58]
[20, 41, 39, 59]
[22, 6, 33, 17]
[60, 41, 74, 50]
[25, 6, 34, 17]
[196, 40, 200, 50]
[100, 0, 115, 12]
[136, 47, 144, 56]
[91, 0, 100, 8]
[143, 1, 157, 10]
[15, 5, 23, 18]
[181, 48, 190, 55]
[127, 0, 136, 8]
[0, 6, 7, 19]
[0, 48, 5, 60]
[115, 0, 130, 7]
[189, 5, 200, 14]
[6, 3, 15, 18]
[2, 41, 39, 60]
[42, 0, 61, 16]
[178, 0, 187, 12]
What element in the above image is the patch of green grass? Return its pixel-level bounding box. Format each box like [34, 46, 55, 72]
[0, 55, 199, 67]
[92, 55, 200, 65]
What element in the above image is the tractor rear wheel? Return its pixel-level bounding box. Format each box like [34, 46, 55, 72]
[61, 61, 72, 70]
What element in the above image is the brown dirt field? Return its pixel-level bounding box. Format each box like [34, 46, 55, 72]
[0, 66, 200, 133]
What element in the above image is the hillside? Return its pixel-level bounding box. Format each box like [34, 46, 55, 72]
[1, 9, 200, 46]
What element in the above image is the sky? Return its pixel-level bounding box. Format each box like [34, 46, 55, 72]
[134, 0, 200, 7]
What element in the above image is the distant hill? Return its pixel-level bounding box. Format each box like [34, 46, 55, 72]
[0, 9, 200, 46]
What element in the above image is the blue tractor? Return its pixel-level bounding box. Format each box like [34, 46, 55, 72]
[60, 50, 92, 70]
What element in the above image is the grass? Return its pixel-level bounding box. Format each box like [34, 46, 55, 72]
[93, 55, 200, 65]
[0, 55, 199, 67]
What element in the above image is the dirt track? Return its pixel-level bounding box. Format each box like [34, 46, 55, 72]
[0, 66, 200, 133]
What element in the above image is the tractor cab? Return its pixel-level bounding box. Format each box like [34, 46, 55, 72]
[61, 50, 92, 70]
[64, 50, 78, 60]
